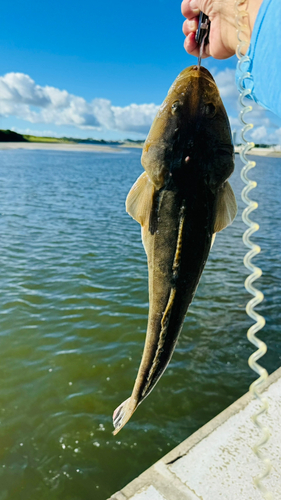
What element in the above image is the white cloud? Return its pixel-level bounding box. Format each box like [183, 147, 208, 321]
[212, 68, 281, 144]
[0, 70, 280, 143]
[251, 125, 267, 142]
[0, 73, 50, 107]
[0, 72, 159, 135]
[214, 68, 238, 100]
[267, 127, 281, 144]
[92, 99, 115, 129]
[11, 127, 66, 137]
[112, 103, 159, 133]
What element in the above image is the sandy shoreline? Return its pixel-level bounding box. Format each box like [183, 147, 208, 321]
[234, 146, 281, 158]
[0, 142, 127, 153]
[0, 142, 280, 157]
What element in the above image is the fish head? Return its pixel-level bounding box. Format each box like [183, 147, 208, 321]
[141, 66, 234, 191]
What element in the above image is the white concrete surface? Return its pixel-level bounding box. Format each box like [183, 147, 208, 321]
[109, 368, 281, 500]
[130, 486, 166, 500]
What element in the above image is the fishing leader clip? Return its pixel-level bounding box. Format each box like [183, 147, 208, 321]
[195, 12, 210, 45]
[195, 12, 210, 67]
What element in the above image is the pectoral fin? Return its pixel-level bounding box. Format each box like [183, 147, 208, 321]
[126, 172, 155, 228]
[214, 181, 237, 233]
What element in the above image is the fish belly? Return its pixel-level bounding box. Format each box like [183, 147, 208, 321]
[133, 186, 216, 403]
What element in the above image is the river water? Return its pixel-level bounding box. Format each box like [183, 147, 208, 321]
[0, 148, 280, 500]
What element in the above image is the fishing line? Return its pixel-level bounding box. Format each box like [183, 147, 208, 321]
[235, 1, 273, 498]
[198, 31, 207, 68]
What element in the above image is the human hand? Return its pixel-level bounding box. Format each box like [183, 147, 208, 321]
[181, 0, 242, 60]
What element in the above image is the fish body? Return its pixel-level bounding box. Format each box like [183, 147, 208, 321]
[113, 66, 237, 434]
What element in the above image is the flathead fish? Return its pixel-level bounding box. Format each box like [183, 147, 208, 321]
[113, 66, 237, 434]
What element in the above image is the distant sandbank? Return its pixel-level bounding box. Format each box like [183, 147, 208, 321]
[235, 146, 281, 158]
[0, 142, 280, 157]
[0, 141, 128, 153]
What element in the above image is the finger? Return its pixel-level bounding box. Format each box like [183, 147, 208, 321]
[183, 33, 211, 59]
[183, 32, 199, 57]
[182, 18, 198, 37]
[181, 0, 200, 19]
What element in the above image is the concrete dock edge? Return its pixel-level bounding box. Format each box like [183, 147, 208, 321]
[109, 367, 281, 500]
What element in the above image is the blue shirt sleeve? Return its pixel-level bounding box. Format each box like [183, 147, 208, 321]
[235, 0, 281, 118]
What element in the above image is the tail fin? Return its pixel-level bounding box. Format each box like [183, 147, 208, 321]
[112, 397, 137, 435]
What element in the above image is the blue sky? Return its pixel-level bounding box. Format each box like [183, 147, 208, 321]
[0, 0, 280, 142]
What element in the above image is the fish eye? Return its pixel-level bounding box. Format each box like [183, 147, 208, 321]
[204, 103, 216, 118]
[171, 101, 180, 114]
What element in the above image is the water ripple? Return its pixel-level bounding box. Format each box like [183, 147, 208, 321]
[0, 150, 280, 499]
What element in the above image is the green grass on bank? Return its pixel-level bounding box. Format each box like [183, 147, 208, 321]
[0, 129, 144, 146]
[23, 134, 74, 144]
[0, 129, 277, 151]
[0, 129, 69, 143]
[0, 129, 28, 142]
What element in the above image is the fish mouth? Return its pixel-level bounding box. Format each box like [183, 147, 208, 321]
[178, 65, 215, 84]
